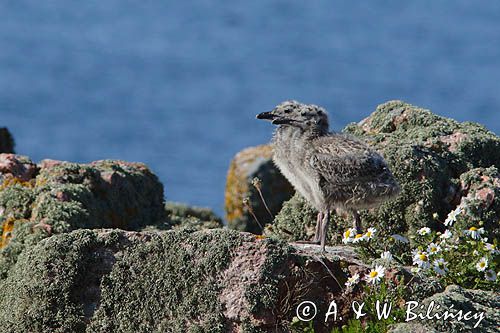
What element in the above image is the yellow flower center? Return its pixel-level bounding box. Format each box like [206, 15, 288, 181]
[344, 230, 351, 238]
[469, 227, 477, 231]
[480, 262, 485, 268]
[366, 231, 372, 237]
[419, 254, 427, 261]
[355, 234, 363, 239]
[369, 271, 378, 278]
[431, 247, 437, 252]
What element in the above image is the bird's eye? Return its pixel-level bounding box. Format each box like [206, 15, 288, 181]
[317, 110, 323, 115]
[284, 109, 291, 114]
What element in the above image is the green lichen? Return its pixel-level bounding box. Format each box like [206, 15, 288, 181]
[269, 100, 500, 245]
[0, 221, 48, 278]
[245, 237, 293, 315]
[454, 166, 500, 240]
[264, 192, 326, 241]
[0, 184, 35, 220]
[165, 201, 223, 230]
[0, 158, 166, 279]
[0, 227, 363, 332]
[140, 202, 224, 232]
[389, 285, 500, 333]
[0, 229, 248, 332]
[89, 229, 244, 333]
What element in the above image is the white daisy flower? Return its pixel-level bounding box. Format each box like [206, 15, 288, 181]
[342, 228, 356, 244]
[380, 251, 393, 262]
[440, 230, 452, 240]
[463, 227, 485, 240]
[352, 233, 366, 243]
[345, 273, 360, 287]
[475, 257, 488, 272]
[432, 258, 448, 276]
[485, 269, 497, 282]
[365, 265, 385, 285]
[412, 251, 431, 269]
[444, 206, 462, 226]
[427, 243, 441, 255]
[391, 234, 409, 243]
[364, 227, 377, 240]
[417, 227, 431, 236]
[484, 243, 499, 255]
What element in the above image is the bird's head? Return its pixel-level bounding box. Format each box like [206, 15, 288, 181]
[256, 100, 329, 133]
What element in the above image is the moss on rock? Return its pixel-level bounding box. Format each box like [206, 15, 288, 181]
[0, 229, 373, 332]
[453, 166, 500, 239]
[141, 202, 224, 232]
[388, 285, 500, 333]
[269, 101, 500, 245]
[0, 156, 165, 278]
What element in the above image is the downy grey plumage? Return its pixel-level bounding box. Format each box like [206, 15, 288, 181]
[257, 100, 400, 251]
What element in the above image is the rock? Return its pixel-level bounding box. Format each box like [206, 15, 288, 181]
[264, 191, 327, 242]
[225, 144, 294, 234]
[455, 166, 500, 239]
[0, 128, 15, 153]
[269, 100, 500, 245]
[141, 202, 224, 231]
[0, 157, 165, 277]
[389, 322, 439, 333]
[388, 285, 500, 333]
[0, 154, 38, 181]
[0, 228, 373, 333]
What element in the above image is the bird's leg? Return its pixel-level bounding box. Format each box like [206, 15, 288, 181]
[320, 210, 330, 252]
[312, 211, 323, 243]
[352, 210, 362, 234]
[295, 212, 322, 245]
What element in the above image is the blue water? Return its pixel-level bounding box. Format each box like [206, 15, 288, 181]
[1, 1, 499, 215]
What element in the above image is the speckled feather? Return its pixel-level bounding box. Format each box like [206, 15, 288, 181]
[267, 100, 400, 213]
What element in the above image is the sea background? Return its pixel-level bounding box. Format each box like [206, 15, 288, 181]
[1, 1, 499, 215]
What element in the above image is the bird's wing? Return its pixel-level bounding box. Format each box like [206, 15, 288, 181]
[309, 138, 389, 188]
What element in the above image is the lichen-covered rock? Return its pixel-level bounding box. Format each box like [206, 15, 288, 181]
[141, 202, 224, 232]
[264, 192, 333, 242]
[0, 154, 38, 181]
[0, 157, 165, 277]
[0, 128, 15, 153]
[0, 228, 373, 333]
[388, 285, 500, 333]
[269, 101, 500, 245]
[225, 144, 294, 234]
[454, 166, 500, 239]
[388, 322, 439, 333]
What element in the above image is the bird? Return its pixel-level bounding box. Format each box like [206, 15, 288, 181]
[256, 100, 400, 251]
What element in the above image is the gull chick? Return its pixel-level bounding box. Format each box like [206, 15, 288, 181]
[257, 100, 400, 250]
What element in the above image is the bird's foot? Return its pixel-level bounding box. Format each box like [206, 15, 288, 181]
[294, 239, 320, 245]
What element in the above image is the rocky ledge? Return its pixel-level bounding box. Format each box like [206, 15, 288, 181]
[0, 228, 370, 333]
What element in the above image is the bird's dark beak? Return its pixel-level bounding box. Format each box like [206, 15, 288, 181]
[256, 111, 275, 120]
[271, 118, 292, 125]
[257, 111, 293, 125]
